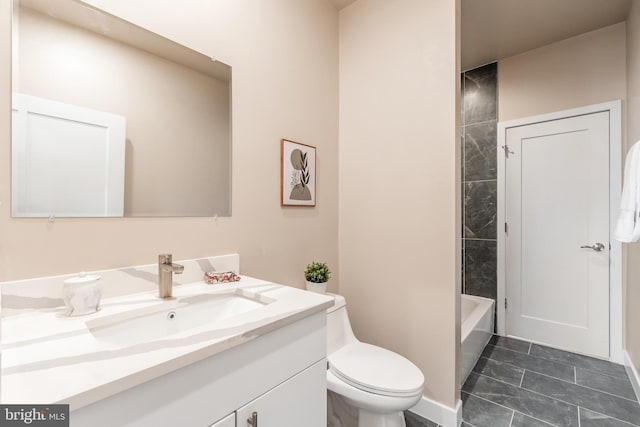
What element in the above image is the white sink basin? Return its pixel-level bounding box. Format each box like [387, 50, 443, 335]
[87, 290, 267, 347]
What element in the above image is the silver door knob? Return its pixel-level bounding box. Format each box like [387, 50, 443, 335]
[580, 243, 605, 252]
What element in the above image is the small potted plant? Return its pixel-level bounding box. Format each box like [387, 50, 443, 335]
[304, 261, 331, 293]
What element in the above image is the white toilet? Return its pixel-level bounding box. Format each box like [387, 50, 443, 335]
[326, 294, 425, 427]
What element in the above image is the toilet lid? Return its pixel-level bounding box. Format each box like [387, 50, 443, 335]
[328, 343, 424, 397]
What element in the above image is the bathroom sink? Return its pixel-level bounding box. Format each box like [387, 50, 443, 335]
[87, 291, 267, 347]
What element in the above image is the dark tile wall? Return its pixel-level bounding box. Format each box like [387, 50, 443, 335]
[461, 63, 497, 301]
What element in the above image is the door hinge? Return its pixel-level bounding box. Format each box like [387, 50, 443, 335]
[505, 298, 508, 310]
[501, 145, 514, 158]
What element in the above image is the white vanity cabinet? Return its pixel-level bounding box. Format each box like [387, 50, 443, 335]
[236, 359, 326, 427]
[208, 359, 325, 427]
[209, 413, 235, 427]
[70, 311, 327, 427]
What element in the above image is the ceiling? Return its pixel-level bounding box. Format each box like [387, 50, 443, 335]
[329, 0, 634, 72]
[462, 0, 634, 70]
[329, 0, 357, 10]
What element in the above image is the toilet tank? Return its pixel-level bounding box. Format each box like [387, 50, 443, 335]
[326, 294, 357, 355]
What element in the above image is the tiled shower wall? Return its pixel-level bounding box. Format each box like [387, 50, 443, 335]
[461, 63, 498, 302]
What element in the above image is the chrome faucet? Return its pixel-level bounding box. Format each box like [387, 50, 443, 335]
[158, 254, 184, 298]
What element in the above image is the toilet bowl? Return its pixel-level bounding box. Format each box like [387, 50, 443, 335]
[326, 294, 424, 427]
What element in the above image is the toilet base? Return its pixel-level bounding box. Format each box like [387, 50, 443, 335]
[359, 409, 406, 427]
[328, 390, 406, 427]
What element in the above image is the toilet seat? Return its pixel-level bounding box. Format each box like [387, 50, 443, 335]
[328, 342, 424, 398]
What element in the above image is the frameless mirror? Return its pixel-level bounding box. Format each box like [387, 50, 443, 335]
[11, 0, 232, 217]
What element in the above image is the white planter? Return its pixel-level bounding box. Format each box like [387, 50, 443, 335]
[305, 281, 327, 293]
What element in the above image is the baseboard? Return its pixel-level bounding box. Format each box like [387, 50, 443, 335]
[624, 351, 640, 402]
[409, 395, 461, 427]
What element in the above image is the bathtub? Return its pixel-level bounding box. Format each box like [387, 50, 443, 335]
[460, 294, 495, 385]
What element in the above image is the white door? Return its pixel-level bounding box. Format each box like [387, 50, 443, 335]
[12, 93, 126, 217]
[505, 111, 610, 358]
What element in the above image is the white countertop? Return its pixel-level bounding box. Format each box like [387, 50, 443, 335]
[1, 277, 333, 410]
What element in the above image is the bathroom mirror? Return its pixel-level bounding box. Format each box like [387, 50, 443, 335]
[11, 0, 232, 217]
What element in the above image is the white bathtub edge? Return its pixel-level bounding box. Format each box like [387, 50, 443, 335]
[460, 294, 494, 341]
[460, 295, 494, 386]
[624, 351, 640, 402]
[409, 395, 461, 427]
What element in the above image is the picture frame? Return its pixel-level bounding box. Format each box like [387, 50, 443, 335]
[281, 139, 316, 207]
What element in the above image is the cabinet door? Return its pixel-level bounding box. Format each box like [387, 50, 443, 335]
[209, 412, 235, 427]
[236, 359, 326, 427]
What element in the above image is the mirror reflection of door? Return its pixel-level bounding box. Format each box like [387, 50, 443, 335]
[12, 94, 126, 218]
[12, 0, 232, 217]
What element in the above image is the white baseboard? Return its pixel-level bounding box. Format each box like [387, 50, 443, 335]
[624, 351, 640, 402]
[409, 395, 461, 427]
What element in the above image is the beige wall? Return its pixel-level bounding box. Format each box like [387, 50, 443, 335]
[626, 0, 640, 373]
[0, 0, 339, 290]
[17, 7, 230, 217]
[499, 23, 627, 122]
[339, 0, 460, 408]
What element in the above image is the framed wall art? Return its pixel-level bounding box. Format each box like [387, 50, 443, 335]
[281, 139, 316, 207]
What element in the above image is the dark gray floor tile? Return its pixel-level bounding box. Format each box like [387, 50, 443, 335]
[511, 412, 556, 427]
[472, 357, 524, 386]
[576, 368, 638, 401]
[530, 344, 628, 379]
[462, 391, 512, 427]
[482, 344, 575, 382]
[404, 410, 439, 427]
[463, 372, 578, 426]
[580, 408, 639, 427]
[521, 371, 640, 426]
[489, 335, 531, 354]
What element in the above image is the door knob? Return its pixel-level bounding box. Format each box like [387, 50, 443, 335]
[580, 243, 605, 252]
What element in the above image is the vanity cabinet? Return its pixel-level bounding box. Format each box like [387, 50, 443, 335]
[209, 413, 235, 427]
[235, 359, 326, 427]
[70, 312, 327, 427]
[208, 360, 325, 427]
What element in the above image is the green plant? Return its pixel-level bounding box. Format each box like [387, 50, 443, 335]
[304, 261, 331, 283]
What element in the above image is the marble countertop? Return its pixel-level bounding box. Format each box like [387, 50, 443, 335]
[1, 277, 334, 410]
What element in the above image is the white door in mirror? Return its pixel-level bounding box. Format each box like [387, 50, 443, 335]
[12, 93, 126, 218]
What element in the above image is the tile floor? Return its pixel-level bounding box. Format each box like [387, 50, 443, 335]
[405, 409, 440, 427]
[404, 335, 640, 427]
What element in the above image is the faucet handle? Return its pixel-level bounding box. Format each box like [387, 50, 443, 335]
[159, 254, 172, 264]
